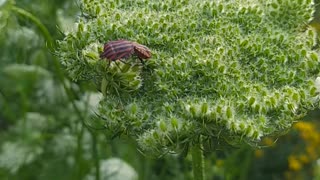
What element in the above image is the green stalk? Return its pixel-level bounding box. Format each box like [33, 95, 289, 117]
[191, 141, 205, 180]
[90, 131, 100, 180]
[75, 125, 85, 180]
[10, 6, 54, 48]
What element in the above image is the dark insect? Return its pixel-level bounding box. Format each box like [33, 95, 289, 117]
[100, 40, 151, 64]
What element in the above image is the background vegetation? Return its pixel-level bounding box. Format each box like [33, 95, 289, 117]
[0, 0, 320, 180]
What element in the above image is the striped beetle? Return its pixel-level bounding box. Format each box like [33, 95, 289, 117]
[100, 40, 151, 64]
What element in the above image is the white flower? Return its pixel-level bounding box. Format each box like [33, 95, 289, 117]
[315, 77, 320, 93]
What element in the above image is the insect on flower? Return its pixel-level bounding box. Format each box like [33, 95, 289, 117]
[100, 40, 151, 64]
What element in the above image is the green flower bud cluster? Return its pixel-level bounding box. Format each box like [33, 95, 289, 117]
[57, 0, 320, 155]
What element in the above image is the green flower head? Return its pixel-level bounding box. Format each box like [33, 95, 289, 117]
[57, 0, 320, 155]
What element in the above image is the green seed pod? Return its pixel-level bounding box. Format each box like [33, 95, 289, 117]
[159, 120, 167, 132]
[201, 102, 209, 115]
[171, 117, 179, 129]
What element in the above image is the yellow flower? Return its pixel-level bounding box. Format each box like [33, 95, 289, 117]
[262, 137, 275, 147]
[306, 146, 317, 160]
[216, 159, 224, 167]
[288, 155, 302, 171]
[293, 122, 314, 133]
[254, 149, 264, 158]
[298, 154, 309, 164]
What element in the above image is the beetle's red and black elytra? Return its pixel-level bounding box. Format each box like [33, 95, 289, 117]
[100, 40, 151, 64]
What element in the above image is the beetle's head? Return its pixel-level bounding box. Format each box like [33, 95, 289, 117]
[133, 43, 151, 59]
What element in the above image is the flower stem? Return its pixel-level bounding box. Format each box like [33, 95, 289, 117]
[90, 131, 100, 180]
[191, 141, 205, 180]
[10, 6, 54, 49]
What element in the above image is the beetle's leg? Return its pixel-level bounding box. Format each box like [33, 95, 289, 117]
[118, 59, 128, 64]
[106, 60, 111, 69]
[114, 61, 122, 69]
[139, 58, 145, 65]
